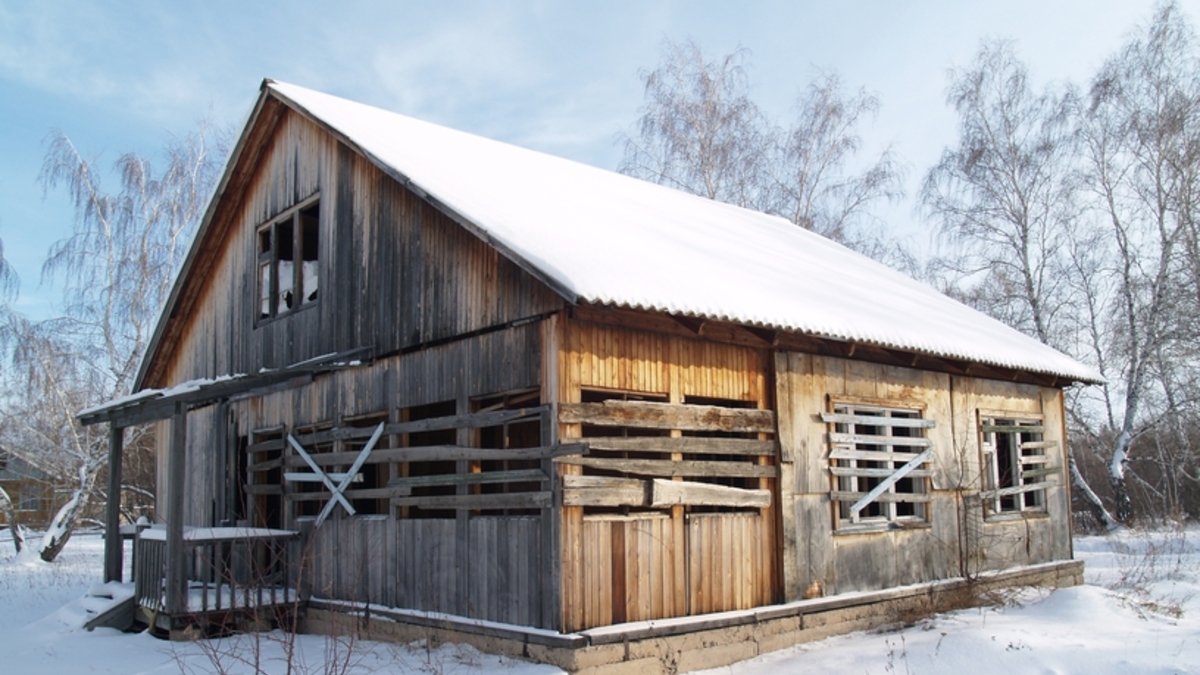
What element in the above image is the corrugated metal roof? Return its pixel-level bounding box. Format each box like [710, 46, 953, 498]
[269, 81, 1103, 384]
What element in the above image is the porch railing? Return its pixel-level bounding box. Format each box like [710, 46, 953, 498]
[135, 527, 299, 617]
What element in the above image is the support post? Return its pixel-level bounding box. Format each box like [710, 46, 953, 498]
[165, 403, 188, 620]
[104, 424, 125, 582]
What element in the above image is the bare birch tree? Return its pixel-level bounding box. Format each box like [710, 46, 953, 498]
[0, 119, 226, 561]
[926, 3, 1200, 525]
[620, 39, 904, 252]
[619, 39, 771, 210]
[770, 72, 905, 245]
[1074, 0, 1200, 522]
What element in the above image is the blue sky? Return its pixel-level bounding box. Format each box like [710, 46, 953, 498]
[1, 0, 1194, 316]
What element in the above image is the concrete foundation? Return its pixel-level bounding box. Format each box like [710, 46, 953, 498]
[300, 559, 1084, 674]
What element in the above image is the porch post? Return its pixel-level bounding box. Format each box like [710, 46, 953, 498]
[103, 424, 125, 582]
[165, 403, 187, 618]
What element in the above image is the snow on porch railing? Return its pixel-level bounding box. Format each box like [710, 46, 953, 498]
[135, 527, 299, 615]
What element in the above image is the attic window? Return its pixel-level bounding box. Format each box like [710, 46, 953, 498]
[980, 413, 1058, 517]
[823, 401, 935, 531]
[258, 199, 319, 320]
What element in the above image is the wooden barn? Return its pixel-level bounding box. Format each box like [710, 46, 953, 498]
[79, 80, 1100, 672]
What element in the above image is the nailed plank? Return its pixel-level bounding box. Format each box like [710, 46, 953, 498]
[829, 448, 923, 463]
[282, 442, 586, 467]
[558, 401, 775, 434]
[830, 491, 933, 503]
[981, 424, 1045, 434]
[982, 482, 1050, 499]
[650, 479, 770, 508]
[387, 491, 551, 510]
[1021, 466, 1063, 480]
[819, 412, 936, 429]
[247, 438, 287, 453]
[1020, 440, 1059, 450]
[562, 476, 648, 507]
[828, 432, 931, 448]
[293, 406, 551, 446]
[387, 468, 545, 489]
[830, 466, 933, 478]
[581, 436, 777, 456]
[554, 456, 777, 478]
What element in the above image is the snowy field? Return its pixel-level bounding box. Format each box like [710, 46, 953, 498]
[1, 528, 1197, 675]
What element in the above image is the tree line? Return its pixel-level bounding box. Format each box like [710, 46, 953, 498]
[2, 2, 1197, 561]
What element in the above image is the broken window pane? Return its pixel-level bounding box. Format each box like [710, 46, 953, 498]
[300, 204, 319, 304]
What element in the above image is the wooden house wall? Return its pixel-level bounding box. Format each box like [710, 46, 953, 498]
[158, 106, 561, 388]
[156, 321, 549, 626]
[774, 352, 1072, 601]
[555, 318, 776, 632]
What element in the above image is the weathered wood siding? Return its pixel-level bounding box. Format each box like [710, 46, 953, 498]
[556, 319, 777, 631]
[774, 352, 1072, 601]
[158, 106, 561, 387]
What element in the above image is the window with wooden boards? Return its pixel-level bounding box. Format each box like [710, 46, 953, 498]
[979, 413, 1059, 517]
[823, 400, 935, 531]
[257, 197, 319, 321]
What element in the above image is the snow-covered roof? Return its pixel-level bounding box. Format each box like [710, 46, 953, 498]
[267, 81, 1100, 384]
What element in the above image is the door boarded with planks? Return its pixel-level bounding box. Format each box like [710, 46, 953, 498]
[555, 319, 778, 631]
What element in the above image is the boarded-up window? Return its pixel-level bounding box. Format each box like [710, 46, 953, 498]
[824, 402, 934, 531]
[980, 413, 1057, 516]
[257, 198, 319, 321]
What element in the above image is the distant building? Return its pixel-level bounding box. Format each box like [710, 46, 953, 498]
[0, 448, 60, 529]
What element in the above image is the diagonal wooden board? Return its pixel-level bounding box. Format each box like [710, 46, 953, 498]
[286, 422, 386, 527]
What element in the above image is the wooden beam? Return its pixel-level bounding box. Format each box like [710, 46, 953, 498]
[281, 442, 587, 467]
[561, 475, 647, 507]
[554, 456, 777, 478]
[387, 491, 552, 511]
[650, 479, 771, 508]
[103, 424, 124, 583]
[165, 404, 187, 617]
[558, 401, 776, 434]
[582, 436, 777, 456]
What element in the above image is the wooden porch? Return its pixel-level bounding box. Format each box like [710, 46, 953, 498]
[134, 526, 299, 635]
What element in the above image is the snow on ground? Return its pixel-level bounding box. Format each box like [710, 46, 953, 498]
[1, 527, 1198, 674]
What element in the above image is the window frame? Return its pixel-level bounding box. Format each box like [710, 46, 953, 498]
[978, 410, 1055, 519]
[824, 396, 935, 533]
[256, 195, 320, 324]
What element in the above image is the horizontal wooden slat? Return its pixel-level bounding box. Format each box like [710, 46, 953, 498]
[981, 482, 1050, 500]
[828, 433, 931, 448]
[1021, 466, 1062, 480]
[829, 466, 933, 479]
[283, 442, 586, 467]
[248, 458, 284, 472]
[387, 468, 546, 489]
[554, 456, 777, 478]
[388, 491, 551, 510]
[562, 476, 647, 507]
[981, 424, 1044, 434]
[829, 448, 924, 463]
[247, 438, 286, 453]
[559, 401, 775, 434]
[580, 436, 777, 456]
[650, 479, 770, 508]
[819, 412, 936, 429]
[1018, 455, 1050, 465]
[830, 491, 932, 503]
[292, 406, 550, 446]
[284, 472, 360, 483]
[1020, 440, 1059, 450]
